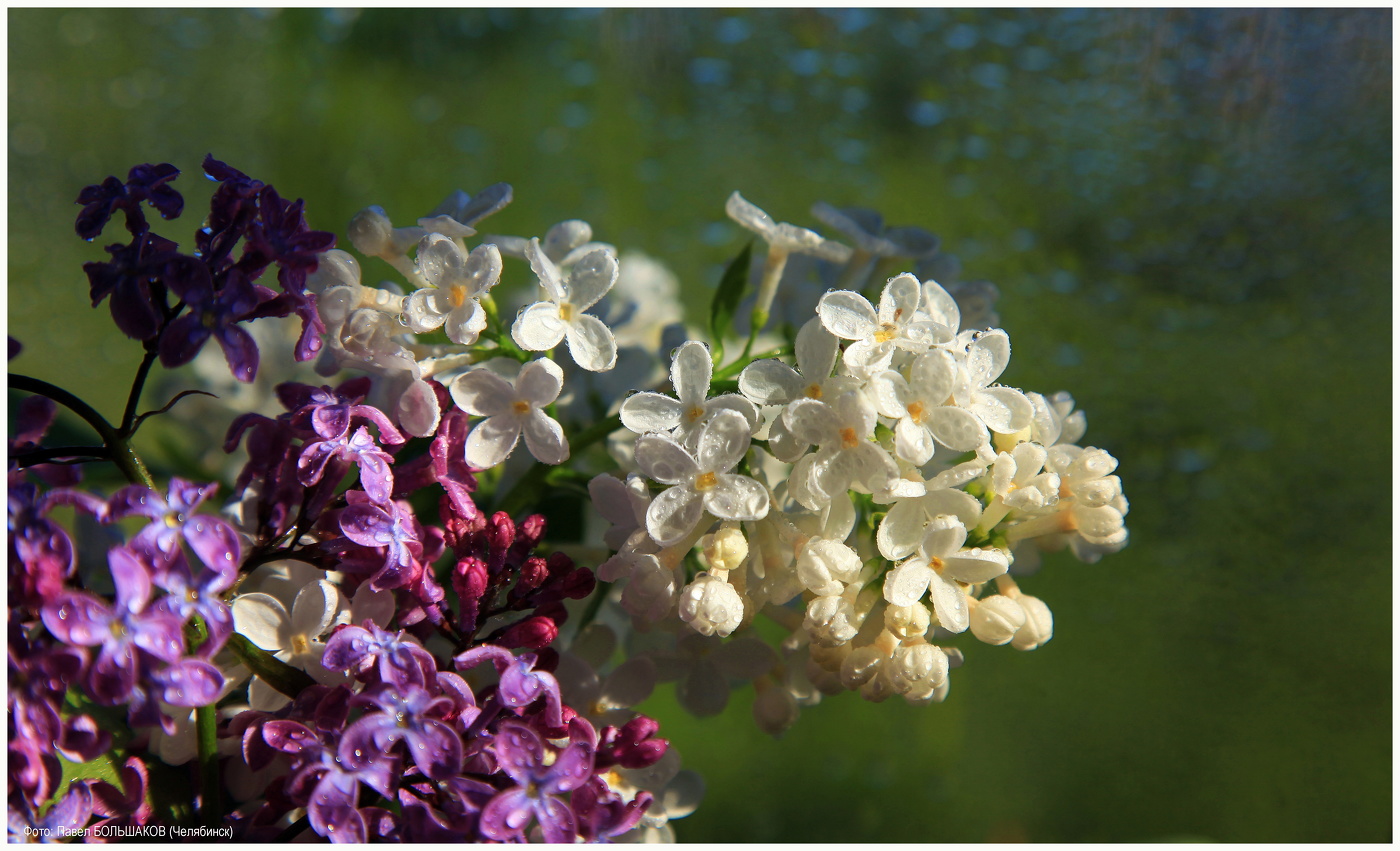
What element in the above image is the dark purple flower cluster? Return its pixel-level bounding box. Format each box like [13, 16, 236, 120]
[77, 156, 335, 378]
[11, 161, 670, 843]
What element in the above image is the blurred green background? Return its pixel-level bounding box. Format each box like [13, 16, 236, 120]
[8, 8, 1391, 842]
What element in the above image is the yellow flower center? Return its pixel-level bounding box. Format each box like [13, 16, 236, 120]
[695, 471, 719, 491]
[906, 401, 926, 424]
[804, 383, 823, 399]
[291, 634, 310, 655]
[839, 427, 859, 449]
[873, 324, 897, 344]
[559, 302, 575, 322]
[686, 405, 706, 423]
[448, 285, 468, 309]
[512, 400, 531, 415]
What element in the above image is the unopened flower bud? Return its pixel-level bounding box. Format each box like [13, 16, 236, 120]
[1010, 594, 1053, 651]
[888, 642, 948, 694]
[806, 657, 847, 695]
[620, 557, 676, 623]
[678, 572, 744, 637]
[839, 644, 885, 690]
[499, 615, 558, 650]
[970, 594, 1027, 645]
[807, 641, 850, 673]
[859, 667, 895, 703]
[348, 206, 400, 257]
[796, 539, 862, 597]
[702, 526, 749, 573]
[304, 249, 360, 295]
[805, 595, 859, 646]
[883, 603, 931, 641]
[752, 680, 800, 737]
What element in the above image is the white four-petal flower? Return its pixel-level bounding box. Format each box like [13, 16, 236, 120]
[881, 515, 1010, 633]
[511, 237, 620, 372]
[634, 409, 770, 546]
[450, 358, 569, 468]
[403, 236, 502, 345]
[620, 340, 758, 449]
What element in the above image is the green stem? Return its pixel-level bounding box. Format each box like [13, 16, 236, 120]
[195, 703, 220, 828]
[713, 344, 792, 381]
[120, 345, 160, 434]
[574, 580, 612, 636]
[226, 634, 317, 698]
[495, 414, 621, 517]
[8, 373, 155, 488]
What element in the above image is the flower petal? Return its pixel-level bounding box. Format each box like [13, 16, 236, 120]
[670, 341, 713, 406]
[517, 358, 564, 406]
[928, 575, 971, 633]
[291, 579, 342, 638]
[444, 300, 487, 346]
[816, 290, 877, 340]
[696, 410, 750, 474]
[565, 248, 618, 311]
[512, 301, 566, 351]
[704, 474, 769, 521]
[645, 485, 703, 547]
[635, 434, 699, 486]
[884, 559, 934, 607]
[738, 359, 804, 405]
[522, 411, 569, 465]
[232, 593, 291, 651]
[450, 368, 516, 417]
[564, 313, 618, 372]
[620, 392, 684, 434]
[465, 415, 522, 469]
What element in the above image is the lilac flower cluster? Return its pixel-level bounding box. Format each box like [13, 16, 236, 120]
[78, 156, 334, 378]
[8, 161, 670, 843]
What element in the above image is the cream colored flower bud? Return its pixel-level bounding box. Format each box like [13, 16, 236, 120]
[348, 206, 399, 258]
[807, 641, 850, 673]
[678, 572, 745, 638]
[970, 594, 1027, 645]
[796, 539, 863, 597]
[305, 249, 360, 295]
[702, 526, 749, 574]
[884, 603, 932, 641]
[752, 680, 800, 737]
[805, 595, 859, 646]
[888, 642, 948, 694]
[839, 644, 885, 690]
[859, 667, 895, 703]
[1010, 594, 1054, 651]
[805, 656, 847, 695]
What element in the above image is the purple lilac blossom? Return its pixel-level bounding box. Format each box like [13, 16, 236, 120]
[40, 546, 186, 705]
[478, 719, 595, 843]
[107, 477, 242, 573]
[158, 258, 267, 381]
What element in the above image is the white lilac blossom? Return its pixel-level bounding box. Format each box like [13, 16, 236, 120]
[511, 237, 621, 371]
[633, 410, 770, 547]
[450, 358, 569, 468]
[725, 191, 852, 330]
[620, 340, 759, 449]
[403, 237, 502, 345]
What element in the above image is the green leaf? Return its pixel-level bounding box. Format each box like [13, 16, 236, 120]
[709, 241, 754, 364]
[227, 633, 316, 698]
